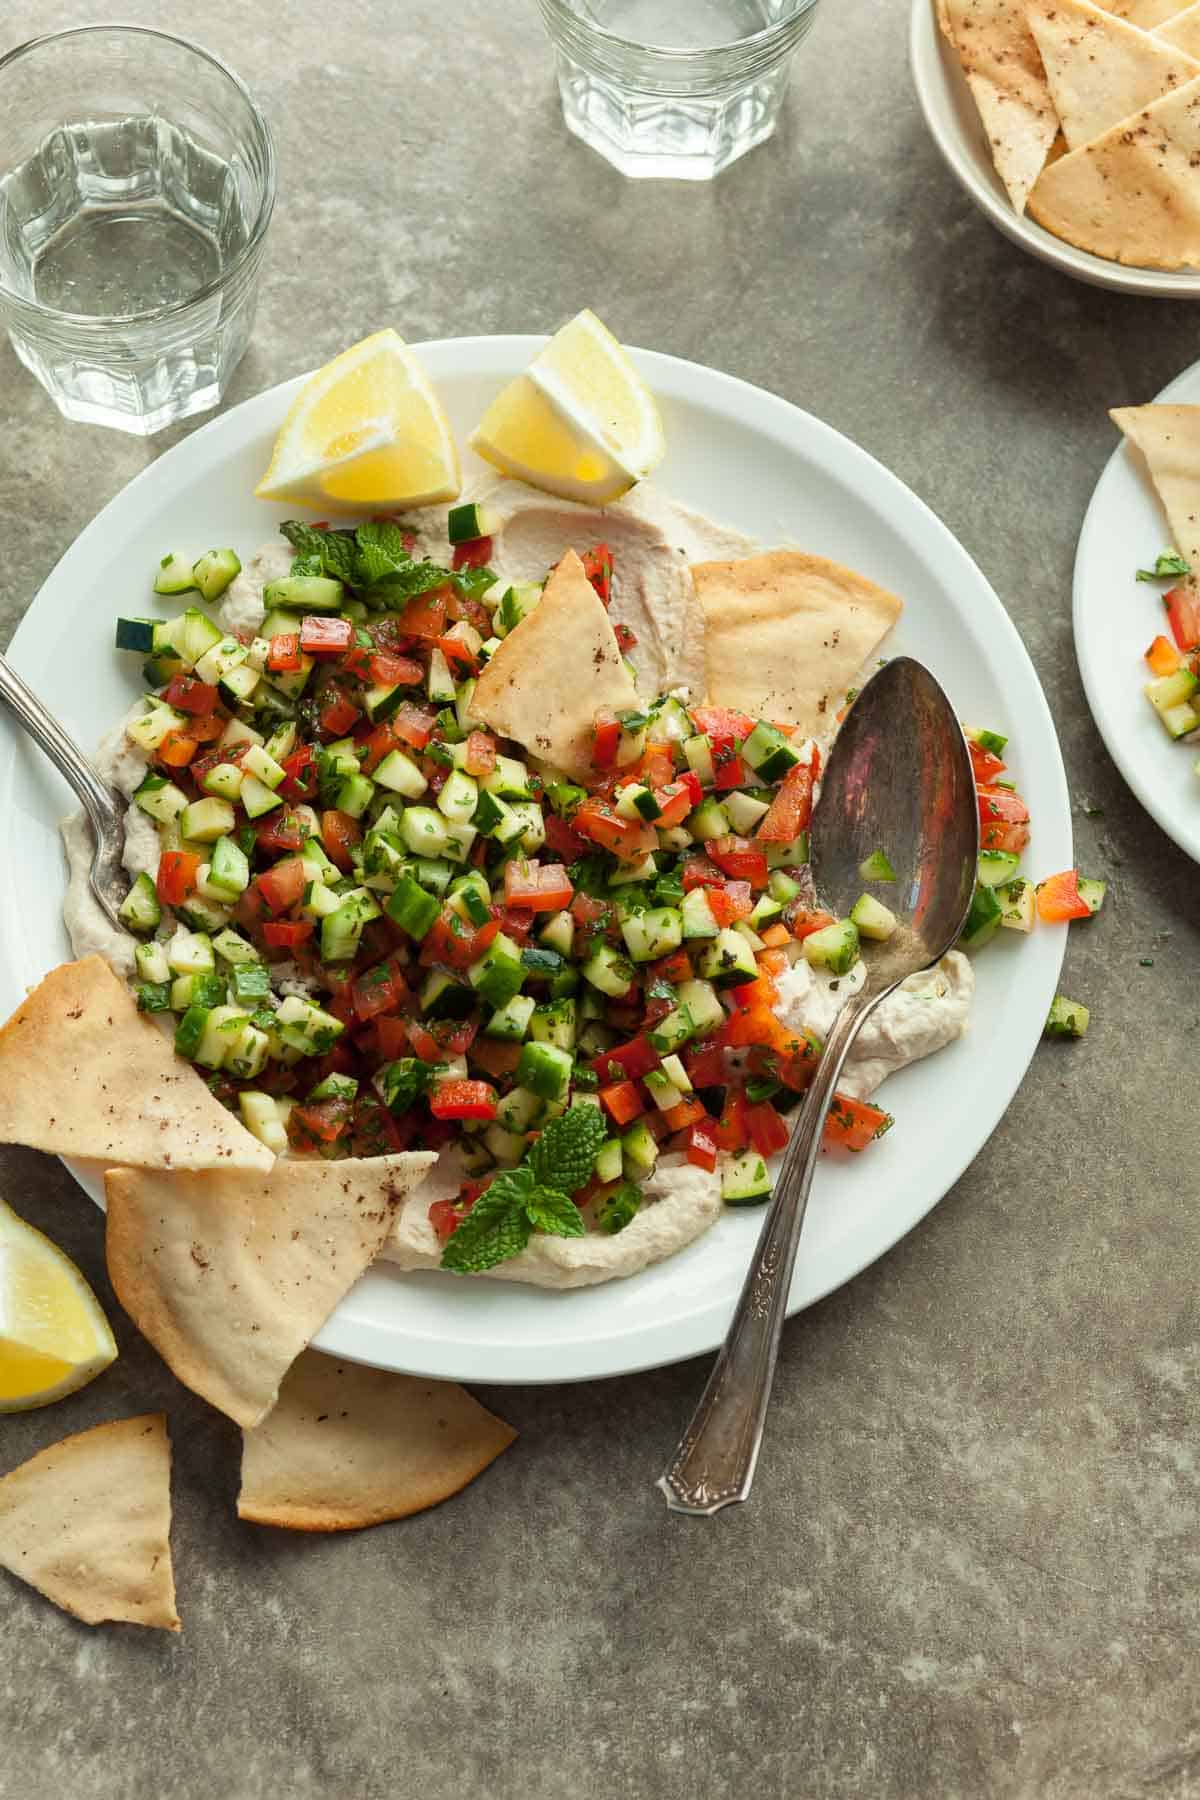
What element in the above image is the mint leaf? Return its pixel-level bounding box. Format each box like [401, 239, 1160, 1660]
[289, 552, 324, 578]
[524, 1187, 587, 1238]
[529, 1105, 608, 1195]
[1136, 550, 1191, 582]
[279, 520, 358, 583]
[355, 519, 410, 562]
[453, 565, 499, 604]
[441, 1168, 534, 1273]
[367, 560, 452, 603]
[378, 1056, 445, 1115]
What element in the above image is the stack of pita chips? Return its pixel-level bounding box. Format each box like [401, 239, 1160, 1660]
[938, 0, 1200, 268]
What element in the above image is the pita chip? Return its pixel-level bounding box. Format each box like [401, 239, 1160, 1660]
[470, 548, 638, 781]
[104, 1152, 436, 1427]
[1110, 405, 1200, 573]
[0, 1415, 179, 1630]
[1095, 0, 1189, 26]
[1027, 74, 1200, 267]
[238, 1349, 516, 1531]
[690, 550, 903, 738]
[940, 0, 1060, 212]
[1027, 0, 1200, 150]
[1156, 0, 1200, 58]
[0, 957, 272, 1171]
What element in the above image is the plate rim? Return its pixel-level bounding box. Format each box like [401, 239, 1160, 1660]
[908, 0, 1200, 300]
[1, 334, 1071, 1383]
[1073, 356, 1200, 865]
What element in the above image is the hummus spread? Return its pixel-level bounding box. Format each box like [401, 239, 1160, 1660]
[60, 712, 155, 978]
[219, 539, 296, 636]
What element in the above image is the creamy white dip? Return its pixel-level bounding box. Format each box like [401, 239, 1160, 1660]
[219, 539, 296, 636]
[60, 709, 155, 977]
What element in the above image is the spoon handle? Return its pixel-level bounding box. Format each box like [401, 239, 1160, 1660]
[0, 654, 122, 842]
[657, 999, 869, 1516]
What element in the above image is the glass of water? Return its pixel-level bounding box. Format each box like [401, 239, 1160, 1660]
[0, 25, 275, 435]
[536, 0, 821, 180]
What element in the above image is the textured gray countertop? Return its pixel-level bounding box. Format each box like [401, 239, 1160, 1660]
[3, 4, 1200, 1797]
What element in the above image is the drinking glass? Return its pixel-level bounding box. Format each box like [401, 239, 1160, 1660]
[0, 25, 276, 435]
[536, 0, 821, 180]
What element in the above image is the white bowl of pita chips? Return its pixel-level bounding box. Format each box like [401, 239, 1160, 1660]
[911, 0, 1200, 294]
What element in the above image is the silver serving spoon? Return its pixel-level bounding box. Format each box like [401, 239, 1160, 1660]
[658, 656, 979, 1516]
[0, 653, 128, 928]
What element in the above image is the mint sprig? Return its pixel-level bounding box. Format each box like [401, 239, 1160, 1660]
[1136, 550, 1191, 582]
[441, 1106, 607, 1275]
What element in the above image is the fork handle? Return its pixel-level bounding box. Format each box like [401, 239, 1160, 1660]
[0, 653, 123, 843]
[657, 998, 871, 1516]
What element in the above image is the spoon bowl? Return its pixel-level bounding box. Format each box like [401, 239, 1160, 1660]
[658, 656, 979, 1516]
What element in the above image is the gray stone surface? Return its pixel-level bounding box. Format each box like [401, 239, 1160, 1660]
[2, 2, 1200, 1796]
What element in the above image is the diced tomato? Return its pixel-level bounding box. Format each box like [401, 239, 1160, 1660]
[641, 988, 676, 1028]
[495, 906, 535, 945]
[689, 705, 755, 741]
[156, 850, 201, 907]
[155, 729, 199, 769]
[967, 740, 1006, 784]
[349, 1093, 415, 1158]
[445, 590, 493, 633]
[582, 544, 613, 604]
[756, 759, 815, 843]
[300, 614, 354, 657]
[685, 1123, 719, 1171]
[574, 798, 657, 862]
[428, 1184, 486, 1243]
[429, 1079, 498, 1121]
[267, 632, 302, 673]
[255, 856, 308, 916]
[592, 708, 621, 770]
[360, 722, 400, 775]
[978, 784, 1031, 853]
[1166, 585, 1200, 652]
[420, 909, 500, 972]
[653, 782, 694, 829]
[255, 811, 306, 856]
[759, 927, 791, 953]
[430, 1016, 479, 1055]
[373, 1014, 410, 1060]
[591, 1033, 661, 1084]
[707, 881, 754, 926]
[469, 1035, 524, 1081]
[392, 701, 438, 750]
[279, 744, 318, 801]
[407, 1022, 444, 1062]
[681, 855, 724, 891]
[823, 1092, 892, 1152]
[707, 835, 769, 888]
[435, 634, 479, 674]
[161, 675, 220, 716]
[368, 650, 423, 687]
[712, 1087, 749, 1153]
[288, 1097, 353, 1150]
[731, 970, 779, 1011]
[318, 689, 362, 737]
[463, 731, 497, 778]
[570, 891, 612, 931]
[394, 589, 449, 640]
[451, 535, 494, 571]
[713, 746, 749, 792]
[261, 918, 314, 950]
[683, 1042, 727, 1089]
[339, 643, 374, 681]
[1145, 634, 1182, 677]
[351, 953, 410, 1023]
[544, 813, 588, 861]
[787, 905, 836, 941]
[649, 948, 693, 986]
[613, 621, 638, 654]
[661, 1095, 708, 1134]
[745, 1099, 789, 1158]
[321, 809, 362, 873]
[1035, 868, 1091, 923]
[600, 1080, 645, 1127]
[504, 860, 575, 912]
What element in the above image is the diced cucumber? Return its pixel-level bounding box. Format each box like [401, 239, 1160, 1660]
[661, 1053, 692, 1094]
[978, 849, 1020, 888]
[495, 582, 542, 636]
[192, 548, 242, 602]
[241, 773, 284, 819]
[616, 783, 660, 822]
[614, 713, 648, 768]
[200, 762, 245, 803]
[468, 933, 526, 1008]
[648, 695, 692, 744]
[117, 872, 161, 935]
[335, 773, 375, 820]
[849, 894, 898, 941]
[997, 878, 1035, 933]
[360, 680, 408, 724]
[135, 940, 171, 985]
[722, 1150, 772, 1205]
[644, 1068, 685, 1113]
[1145, 668, 1200, 737]
[538, 909, 575, 958]
[115, 616, 159, 654]
[153, 551, 198, 595]
[608, 853, 657, 886]
[179, 797, 236, 843]
[242, 743, 286, 790]
[582, 943, 635, 999]
[400, 806, 450, 858]
[765, 833, 810, 869]
[238, 1091, 289, 1156]
[668, 978, 724, 1045]
[133, 774, 188, 825]
[321, 897, 368, 963]
[732, 919, 765, 954]
[1078, 876, 1106, 915]
[495, 1085, 544, 1134]
[274, 994, 345, 1056]
[484, 755, 533, 801]
[594, 1139, 625, 1185]
[194, 634, 249, 686]
[742, 721, 801, 781]
[529, 998, 576, 1052]
[802, 918, 860, 976]
[963, 725, 1009, 756]
[858, 849, 897, 882]
[426, 648, 457, 705]
[447, 501, 498, 544]
[455, 677, 480, 733]
[484, 994, 537, 1041]
[768, 869, 801, 904]
[680, 886, 720, 940]
[688, 797, 731, 841]
[447, 870, 492, 926]
[621, 1119, 659, 1178]
[414, 858, 455, 895]
[170, 972, 226, 1013]
[483, 1123, 527, 1166]
[386, 873, 441, 940]
[125, 700, 188, 754]
[748, 894, 783, 930]
[683, 734, 717, 788]
[959, 881, 1003, 948]
[438, 769, 479, 824]
[723, 790, 771, 834]
[231, 964, 271, 1006]
[419, 970, 476, 1019]
[220, 716, 263, 752]
[218, 663, 261, 708]
[620, 906, 683, 964]
[208, 835, 250, 896]
[224, 1018, 270, 1081]
[508, 801, 546, 853]
[175, 894, 233, 933]
[173, 1003, 210, 1060]
[698, 928, 758, 988]
[263, 575, 344, 613]
[516, 1039, 573, 1104]
[372, 748, 428, 800]
[1045, 995, 1089, 1038]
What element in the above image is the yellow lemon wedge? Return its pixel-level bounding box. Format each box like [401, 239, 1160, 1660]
[254, 329, 461, 513]
[469, 309, 666, 506]
[0, 1198, 117, 1412]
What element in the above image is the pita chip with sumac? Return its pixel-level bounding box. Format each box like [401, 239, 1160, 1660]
[1156, 2, 1200, 61]
[1027, 0, 1200, 151]
[104, 1153, 436, 1427]
[938, 0, 1060, 212]
[1110, 404, 1200, 572]
[1027, 75, 1200, 268]
[1098, 0, 1192, 28]
[470, 548, 637, 780]
[0, 1414, 179, 1631]
[238, 1349, 516, 1531]
[0, 956, 272, 1171]
[690, 550, 902, 738]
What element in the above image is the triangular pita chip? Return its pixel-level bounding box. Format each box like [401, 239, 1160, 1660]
[1096, 0, 1189, 26]
[104, 1153, 436, 1427]
[0, 958, 272, 1171]
[1027, 0, 1200, 149]
[237, 1349, 516, 1530]
[1027, 74, 1200, 267]
[1157, 0, 1200, 57]
[470, 548, 638, 780]
[940, 0, 1060, 212]
[1110, 404, 1200, 575]
[0, 1415, 179, 1630]
[690, 550, 903, 738]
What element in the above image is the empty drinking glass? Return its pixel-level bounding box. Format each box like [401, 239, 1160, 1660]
[536, 0, 821, 180]
[0, 25, 276, 435]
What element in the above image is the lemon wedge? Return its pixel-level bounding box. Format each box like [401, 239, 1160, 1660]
[255, 329, 461, 513]
[469, 310, 666, 506]
[0, 1198, 117, 1412]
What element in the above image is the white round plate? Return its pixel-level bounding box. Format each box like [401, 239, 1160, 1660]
[0, 336, 1071, 1384]
[909, 0, 1200, 299]
[1075, 358, 1200, 862]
